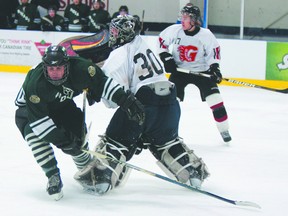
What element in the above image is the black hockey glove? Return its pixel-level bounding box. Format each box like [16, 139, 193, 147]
[208, 63, 222, 84]
[87, 91, 96, 106]
[59, 134, 83, 156]
[118, 90, 145, 125]
[159, 52, 178, 74]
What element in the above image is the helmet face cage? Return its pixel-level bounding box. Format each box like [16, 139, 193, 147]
[109, 15, 140, 48]
[42, 45, 69, 86]
[181, 5, 201, 25]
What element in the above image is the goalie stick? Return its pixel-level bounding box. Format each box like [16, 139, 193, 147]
[177, 68, 288, 94]
[82, 148, 261, 209]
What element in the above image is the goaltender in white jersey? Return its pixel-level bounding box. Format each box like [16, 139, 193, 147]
[102, 35, 167, 108]
[74, 15, 209, 195]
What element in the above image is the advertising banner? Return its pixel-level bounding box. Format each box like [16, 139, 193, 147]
[266, 42, 288, 81]
[0, 30, 90, 67]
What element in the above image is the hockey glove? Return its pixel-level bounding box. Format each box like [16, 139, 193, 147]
[87, 91, 96, 106]
[159, 52, 178, 74]
[208, 63, 222, 84]
[118, 90, 145, 125]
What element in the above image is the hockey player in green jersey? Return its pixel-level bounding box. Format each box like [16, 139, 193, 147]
[14, 45, 145, 201]
[64, 0, 90, 32]
[14, 0, 41, 30]
[41, 5, 65, 31]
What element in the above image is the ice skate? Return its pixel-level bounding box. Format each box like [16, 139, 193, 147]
[220, 131, 232, 142]
[46, 173, 63, 201]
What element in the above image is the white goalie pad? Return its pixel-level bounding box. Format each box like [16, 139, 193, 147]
[74, 135, 131, 195]
[156, 138, 210, 188]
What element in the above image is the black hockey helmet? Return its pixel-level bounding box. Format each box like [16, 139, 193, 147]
[42, 45, 70, 86]
[109, 15, 140, 48]
[181, 5, 201, 25]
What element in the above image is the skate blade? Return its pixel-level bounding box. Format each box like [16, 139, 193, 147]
[50, 190, 64, 201]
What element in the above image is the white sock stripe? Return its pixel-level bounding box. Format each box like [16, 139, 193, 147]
[72, 154, 91, 169]
[38, 154, 55, 166]
[35, 149, 54, 161]
[72, 152, 89, 159]
[32, 145, 53, 154]
[25, 132, 38, 141]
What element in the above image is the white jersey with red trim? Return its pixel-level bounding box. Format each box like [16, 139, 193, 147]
[158, 24, 221, 72]
[101, 35, 168, 108]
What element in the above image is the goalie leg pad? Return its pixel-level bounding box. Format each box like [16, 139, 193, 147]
[74, 135, 130, 195]
[151, 138, 210, 188]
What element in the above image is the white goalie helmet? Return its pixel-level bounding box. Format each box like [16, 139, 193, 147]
[109, 15, 141, 48]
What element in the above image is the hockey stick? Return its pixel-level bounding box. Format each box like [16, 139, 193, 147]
[82, 149, 261, 209]
[177, 68, 288, 93]
[82, 89, 88, 146]
[141, 10, 145, 34]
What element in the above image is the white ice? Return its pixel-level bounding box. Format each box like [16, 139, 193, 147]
[1, 72, 288, 216]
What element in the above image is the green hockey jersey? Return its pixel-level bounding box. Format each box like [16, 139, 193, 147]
[15, 56, 124, 145]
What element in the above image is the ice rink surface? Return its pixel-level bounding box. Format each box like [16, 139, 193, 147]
[1, 72, 287, 216]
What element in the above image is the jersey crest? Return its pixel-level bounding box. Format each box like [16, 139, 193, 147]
[55, 86, 74, 102]
[88, 66, 96, 77]
[29, 95, 40, 104]
[178, 45, 198, 62]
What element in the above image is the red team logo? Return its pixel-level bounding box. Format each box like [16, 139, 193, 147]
[178, 45, 198, 62]
[177, 45, 221, 62]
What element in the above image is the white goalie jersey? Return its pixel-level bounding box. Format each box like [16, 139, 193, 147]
[158, 24, 221, 72]
[102, 35, 168, 108]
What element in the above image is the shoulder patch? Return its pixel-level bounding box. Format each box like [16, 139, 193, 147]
[88, 66, 96, 77]
[29, 95, 40, 103]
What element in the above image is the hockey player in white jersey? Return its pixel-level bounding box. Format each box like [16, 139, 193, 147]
[74, 15, 209, 194]
[158, 5, 232, 143]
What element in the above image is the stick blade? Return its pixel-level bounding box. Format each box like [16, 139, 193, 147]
[276, 88, 288, 93]
[235, 201, 261, 209]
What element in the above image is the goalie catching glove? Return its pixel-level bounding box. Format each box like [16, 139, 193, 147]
[118, 90, 145, 125]
[208, 63, 222, 84]
[159, 52, 178, 74]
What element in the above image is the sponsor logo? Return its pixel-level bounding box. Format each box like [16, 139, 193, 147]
[34, 40, 52, 56]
